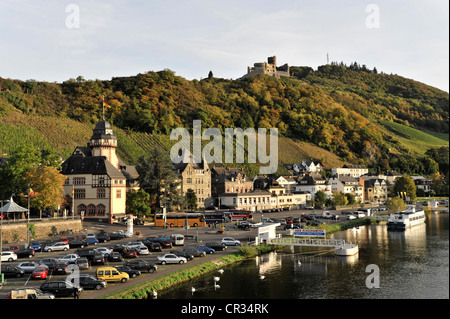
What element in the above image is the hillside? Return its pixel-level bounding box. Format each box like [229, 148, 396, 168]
[0, 63, 448, 177]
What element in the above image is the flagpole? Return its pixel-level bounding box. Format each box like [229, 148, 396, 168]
[27, 184, 30, 247]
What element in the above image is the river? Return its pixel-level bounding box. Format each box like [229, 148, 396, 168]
[159, 213, 448, 299]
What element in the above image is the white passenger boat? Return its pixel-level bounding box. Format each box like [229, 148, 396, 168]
[387, 205, 425, 231]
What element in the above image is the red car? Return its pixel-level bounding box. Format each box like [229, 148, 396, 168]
[59, 237, 69, 244]
[124, 248, 138, 258]
[32, 266, 49, 279]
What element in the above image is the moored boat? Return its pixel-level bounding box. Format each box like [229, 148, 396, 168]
[387, 205, 425, 231]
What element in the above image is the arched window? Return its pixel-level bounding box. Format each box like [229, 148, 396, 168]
[77, 204, 86, 216]
[87, 204, 96, 216]
[97, 204, 106, 216]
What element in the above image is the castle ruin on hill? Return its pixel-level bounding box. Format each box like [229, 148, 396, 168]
[241, 56, 290, 79]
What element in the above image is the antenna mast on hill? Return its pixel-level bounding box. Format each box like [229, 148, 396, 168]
[327, 53, 329, 65]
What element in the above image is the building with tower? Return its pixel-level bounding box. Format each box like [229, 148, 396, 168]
[241, 56, 290, 79]
[61, 119, 139, 223]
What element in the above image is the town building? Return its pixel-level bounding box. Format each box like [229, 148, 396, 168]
[411, 176, 433, 196]
[211, 167, 253, 207]
[293, 173, 332, 200]
[61, 119, 139, 223]
[174, 149, 212, 209]
[331, 164, 369, 178]
[329, 175, 364, 203]
[363, 178, 388, 203]
[292, 161, 323, 175]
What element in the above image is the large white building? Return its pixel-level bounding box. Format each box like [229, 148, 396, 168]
[61, 120, 139, 223]
[331, 164, 369, 178]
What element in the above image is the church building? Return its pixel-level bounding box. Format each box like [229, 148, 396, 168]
[61, 119, 139, 223]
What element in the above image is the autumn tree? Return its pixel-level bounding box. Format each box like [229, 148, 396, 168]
[393, 175, 417, 201]
[26, 165, 65, 217]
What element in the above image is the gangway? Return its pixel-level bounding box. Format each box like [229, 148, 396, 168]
[268, 237, 359, 256]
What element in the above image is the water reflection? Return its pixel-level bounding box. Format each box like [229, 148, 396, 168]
[159, 214, 448, 299]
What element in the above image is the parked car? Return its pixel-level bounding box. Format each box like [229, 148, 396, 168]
[284, 224, 301, 230]
[183, 248, 206, 257]
[221, 237, 241, 246]
[17, 261, 40, 273]
[206, 242, 227, 251]
[29, 241, 43, 252]
[96, 233, 110, 243]
[15, 248, 35, 259]
[347, 215, 357, 220]
[125, 241, 147, 250]
[107, 252, 124, 262]
[53, 261, 69, 275]
[68, 237, 88, 249]
[157, 253, 187, 265]
[38, 258, 58, 270]
[137, 246, 150, 255]
[146, 237, 172, 248]
[307, 220, 325, 226]
[31, 266, 49, 279]
[8, 245, 20, 252]
[96, 247, 113, 257]
[75, 248, 105, 265]
[170, 250, 194, 261]
[40, 281, 83, 298]
[114, 265, 141, 278]
[75, 257, 90, 270]
[58, 254, 80, 264]
[142, 240, 163, 252]
[7, 288, 55, 299]
[196, 245, 215, 254]
[109, 232, 126, 240]
[133, 218, 144, 225]
[96, 267, 129, 283]
[1, 251, 17, 262]
[85, 236, 99, 245]
[58, 237, 69, 244]
[124, 260, 158, 273]
[1, 264, 25, 278]
[43, 242, 69, 252]
[123, 247, 138, 258]
[69, 274, 107, 290]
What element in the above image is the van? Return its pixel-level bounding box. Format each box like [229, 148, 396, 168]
[96, 267, 129, 283]
[171, 234, 185, 246]
[7, 288, 55, 299]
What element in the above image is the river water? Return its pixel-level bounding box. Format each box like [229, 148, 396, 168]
[159, 213, 448, 299]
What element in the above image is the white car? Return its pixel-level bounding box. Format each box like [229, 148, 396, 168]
[17, 261, 40, 273]
[221, 237, 241, 246]
[95, 247, 113, 256]
[43, 242, 69, 252]
[1, 251, 18, 262]
[157, 253, 187, 265]
[347, 215, 356, 220]
[58, 254, 80, 264]
[137, 246, 150, 255]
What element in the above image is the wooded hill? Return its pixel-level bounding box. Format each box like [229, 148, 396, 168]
[0, 63, 448, 178]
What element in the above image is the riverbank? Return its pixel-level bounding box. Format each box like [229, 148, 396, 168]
[90, 245, 275, 299]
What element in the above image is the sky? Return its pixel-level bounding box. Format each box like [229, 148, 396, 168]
[0, 0, 448, 92]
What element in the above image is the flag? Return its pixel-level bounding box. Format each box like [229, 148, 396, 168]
[103, 99, 111, 109]
[29, 188, 35, 196]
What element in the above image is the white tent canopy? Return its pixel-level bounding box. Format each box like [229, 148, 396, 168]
[0, 196, 28, 215]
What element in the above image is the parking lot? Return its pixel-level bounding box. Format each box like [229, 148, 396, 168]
[0, 208, 370, 299]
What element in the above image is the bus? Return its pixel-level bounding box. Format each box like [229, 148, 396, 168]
[203, 211, 232, 225]
[228, 210, 253, 221]
[154, 212, 206, 228]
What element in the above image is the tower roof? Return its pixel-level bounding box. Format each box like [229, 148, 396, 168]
[91, 119, 117, 140]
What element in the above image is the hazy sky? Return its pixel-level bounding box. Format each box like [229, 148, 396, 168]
[0, 0, 448, 92]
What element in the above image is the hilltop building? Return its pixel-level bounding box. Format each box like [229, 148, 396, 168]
[61, 119, 139, 223]
[241, 56, 290, 79]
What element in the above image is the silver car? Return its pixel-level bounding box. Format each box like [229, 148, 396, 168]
[157, 253, 187, 265]
[17, 261, 40, 273]
[43, 242, 69, 252]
